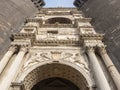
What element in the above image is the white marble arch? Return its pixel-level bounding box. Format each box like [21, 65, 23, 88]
[16, 60, 94, 90]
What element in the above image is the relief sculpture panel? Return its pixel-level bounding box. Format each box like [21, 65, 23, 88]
[22, 48, 89, 72]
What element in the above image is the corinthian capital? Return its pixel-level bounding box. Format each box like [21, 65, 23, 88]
[97, 46, 107, 54]
[8, 45, 17, 52]
[86, 46, 95, 52]
[19, 46, 28, 53]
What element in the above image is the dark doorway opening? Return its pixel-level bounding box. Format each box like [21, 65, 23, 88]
[31, 77, 79, 90]
[46, 17, 72, 24]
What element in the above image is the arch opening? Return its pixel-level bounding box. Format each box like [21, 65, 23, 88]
[22, 63, 91, 90]
[45, 17, 72, 24]
[31, 77, 79, 90]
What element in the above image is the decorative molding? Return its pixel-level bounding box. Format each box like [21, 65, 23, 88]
[40, 24, 74, 28]
[11, 39, 31, 47]
[77, 18, 92, 22]
[80, 34, 104, 40]
[34, 39, 80, 46]
[11, 33, 35, 40]
[26, 18, 42, 23]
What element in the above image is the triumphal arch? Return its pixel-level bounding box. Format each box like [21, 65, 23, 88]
[0, 7, 120, 90]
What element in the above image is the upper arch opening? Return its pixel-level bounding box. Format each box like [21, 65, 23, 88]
[45, 17, 72, 24]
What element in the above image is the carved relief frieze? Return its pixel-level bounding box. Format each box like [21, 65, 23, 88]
[22, 49, 89, 72]
[36, 35, 79, 41]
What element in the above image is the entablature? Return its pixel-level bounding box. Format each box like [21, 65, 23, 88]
[37, 28, 79, 37]
[76, 18, 92, 22]
[11, 39, 31, 47]
[20, 26, 38, 33]
[84, 40, 105, 48]
[78, 26, 94, 28]
[26, 18, 42, 23]
[40, 24, 75, 28]
[33, 39, 80, 46]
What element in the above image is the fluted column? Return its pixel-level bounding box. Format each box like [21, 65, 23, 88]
[0, 46, 17, 74]
[0, 47, 27, 90]
[98, 47, 120, 90]
[86, 47, 111, 90]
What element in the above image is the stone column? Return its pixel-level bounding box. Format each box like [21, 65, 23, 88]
[98, 47, 120, 90]
[86, 47, 111, 90]
[0, 46, 17, 74]
[0, 47, 27, 90]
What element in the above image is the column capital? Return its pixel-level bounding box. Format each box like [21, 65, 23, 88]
[8, 46, 17, 52]
[97, 46, 107, 55]
[86, 46, 95, 52]
[19, 46, 28, 53]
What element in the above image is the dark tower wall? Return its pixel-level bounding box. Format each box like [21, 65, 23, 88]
[81, 0, 120, 71]
[0, 0, 37, 59]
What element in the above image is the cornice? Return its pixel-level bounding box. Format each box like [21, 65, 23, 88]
[26, 18, 42, 23]
[33, 39, 80, 46]
[11, 39, 31, 48]
[11, 33, 35, 40]
[40, 24, 74, 28]
[23, 25, 38, 29]
[80, 34, 104, 40]
[77, 18, 92, 22]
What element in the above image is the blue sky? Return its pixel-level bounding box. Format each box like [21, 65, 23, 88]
[44, 0, 75, 7]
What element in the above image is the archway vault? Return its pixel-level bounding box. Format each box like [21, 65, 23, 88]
[16, 60, 94, 90]
[31, 77, 79, 90]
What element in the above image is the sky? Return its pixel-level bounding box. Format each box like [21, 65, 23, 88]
[44, 0, 75, 7]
